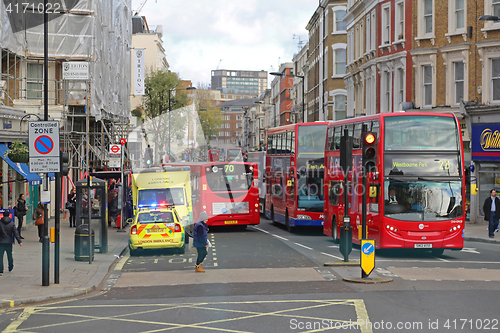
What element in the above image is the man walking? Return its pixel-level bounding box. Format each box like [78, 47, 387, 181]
[0, 210, 23, 276]
[483, 189, 500, 238]
[193, 211, 209, 273]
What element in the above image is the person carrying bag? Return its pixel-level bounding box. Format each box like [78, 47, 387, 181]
[15, 194, 27, 239]
[66, 188, 77, 227]
[33, 203, 44, 242]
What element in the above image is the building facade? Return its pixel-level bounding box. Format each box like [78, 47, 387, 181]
[306, 0, 348, 122]
[211, 70, 268, 97]
[345, 0, 413, 116]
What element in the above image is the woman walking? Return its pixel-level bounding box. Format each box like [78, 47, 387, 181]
[16, 194, 27, 239]
[33, 203, 44, 242]
[193, 211, 209, 273]
[67, 188, 77, 227]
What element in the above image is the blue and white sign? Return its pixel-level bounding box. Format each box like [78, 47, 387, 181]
[471, 123, 500, 161]
[361, 242, 374, 255]
[28, 121, 60, 173]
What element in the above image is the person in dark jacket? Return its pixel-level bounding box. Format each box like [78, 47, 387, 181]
[192, 211, 209, 272]
[16, 194, 27, 239]
[0, 210, 22, 275]
[483, 189, 500, 238]
[67, 188, 77, 227]
[33, 203, 44, 242]
[109, 190, 119, 227]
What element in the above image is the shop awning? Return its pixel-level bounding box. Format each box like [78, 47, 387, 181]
[0, 144, 42, 186]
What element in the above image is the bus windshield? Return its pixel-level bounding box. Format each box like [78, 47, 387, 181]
[385, 116, 459, 151]
[138, 188, 185, 207]
[296, 158, 324, 212]
[206, 164, 254, 192]
[297, 125, 327, 158]
[227, 149, 243, 161]
[384, 181, 463, 221]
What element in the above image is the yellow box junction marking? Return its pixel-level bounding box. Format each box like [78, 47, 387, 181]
[5, 299, 372, 333]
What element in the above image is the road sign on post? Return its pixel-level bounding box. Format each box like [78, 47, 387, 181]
[29, 121, 60, 173]
[109, 144, 122, 156]
[360, 239, 375, 278]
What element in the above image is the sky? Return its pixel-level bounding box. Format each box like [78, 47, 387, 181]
[131, 0, 320, 88]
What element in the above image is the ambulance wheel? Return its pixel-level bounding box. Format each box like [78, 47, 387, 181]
[129, 247, 139, 256]
[177, 243, 186, 254]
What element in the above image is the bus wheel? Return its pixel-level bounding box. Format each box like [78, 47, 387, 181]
[431, 248, 444, 256]
[271, 207, 276, 224]
[332, 217, 339, 244]
[285, 211, 294, 233]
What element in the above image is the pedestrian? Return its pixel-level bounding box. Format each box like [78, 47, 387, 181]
[193, 211, 209, 273]
[109, 190, 119, 227]
[0, 210, 23, 276]
[483, 189, 500, 238]
[67, 188, 77, 227]
[33, 203, 44, 242]
[109, 178, 117, 191]
[15, 194, 27, 239]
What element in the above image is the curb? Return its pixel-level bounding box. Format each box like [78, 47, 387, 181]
[464, 237, 500, 245]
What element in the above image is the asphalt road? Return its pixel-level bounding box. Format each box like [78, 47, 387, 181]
[2, 216, 500, 333]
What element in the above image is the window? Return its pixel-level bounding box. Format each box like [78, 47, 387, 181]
[455, 0, 465, 30]
[396, 68, 405, 108]
[333, 9, 347, 32]
[334, 95, 346, 120]
[395, 1, 405, 40]
[385, 71, 391, 112]
[333, 46, 346, 75]
[494, 0, 500, 16]
[423, 65, 433, 106]
[236, 115, 242, 120]
[382, 5, 391, 44]
[27, 63, 43, 99]
[424, 0, 433, 34]
[492, 58, 500, 101]
[454, 62, 464, 104]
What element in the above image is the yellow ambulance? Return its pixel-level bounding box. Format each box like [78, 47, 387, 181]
[131, 167, 193, 227]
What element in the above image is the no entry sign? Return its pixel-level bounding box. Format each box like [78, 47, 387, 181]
[29, 121, 60, 173]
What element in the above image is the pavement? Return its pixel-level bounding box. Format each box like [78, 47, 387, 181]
[0, 219, 498, 309]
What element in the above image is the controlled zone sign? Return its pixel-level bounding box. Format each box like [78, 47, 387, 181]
[29, 121, 60, 173]
[360, 239, 375, 276]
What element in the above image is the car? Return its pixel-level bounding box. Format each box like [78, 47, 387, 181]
[129, 206, 185, 256]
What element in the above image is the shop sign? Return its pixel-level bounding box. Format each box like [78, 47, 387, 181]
[471, 123, 500, 161]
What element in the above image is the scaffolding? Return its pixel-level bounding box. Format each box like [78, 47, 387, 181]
[0, 0, 132, 177]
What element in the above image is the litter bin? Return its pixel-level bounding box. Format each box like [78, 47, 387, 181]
[74, 224, 95, 261]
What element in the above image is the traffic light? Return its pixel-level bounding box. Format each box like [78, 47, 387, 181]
[60, 151, 69, 176]
[362, 132, 377, 172]
[145, 147, 154, 167]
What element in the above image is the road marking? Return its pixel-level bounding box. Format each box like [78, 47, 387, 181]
[154, 259, 158, 264]
[1, 299, 14, 307]
[321, 252, 344, 260]
[436, 257, 449, 262]
[3, 306, 36, 332]
[460, 247, 480, 254]
[16, 300, 373, 333]
[327, 245, 339, 248]
[294, 242, 313, 250]
[252, 226, 269, 233]
[272, 234, 288, 241]
[114, 254, 129, 271]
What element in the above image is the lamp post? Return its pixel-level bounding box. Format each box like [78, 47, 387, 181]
[270, 72, 305, 123]
[166, 86, 196, 161]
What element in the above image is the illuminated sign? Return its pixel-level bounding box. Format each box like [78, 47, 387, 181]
[384, 155, 460, 177]
[472, 124, 500, 161]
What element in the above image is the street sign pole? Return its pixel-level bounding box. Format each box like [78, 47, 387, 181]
[42, 1, 49, 287]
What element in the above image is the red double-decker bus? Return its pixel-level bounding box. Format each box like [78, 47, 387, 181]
[323, 112, 465, 255]
[162, 161, 260, 227]
[265, 122, 329, 231]
[208, 149, 220, 162]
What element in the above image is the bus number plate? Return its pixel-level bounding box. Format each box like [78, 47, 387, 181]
[414, 243, 432, 248]
[224, 220, 238, 224]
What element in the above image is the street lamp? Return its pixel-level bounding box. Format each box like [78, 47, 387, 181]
[270, 71, 305, 123]
[167, 86, 196, 161]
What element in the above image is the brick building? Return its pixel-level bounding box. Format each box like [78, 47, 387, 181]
[306, 0, 348, 122]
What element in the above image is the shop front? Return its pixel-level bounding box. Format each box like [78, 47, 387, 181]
[0, 143, 42, 225]
[463, 104, 500, 224]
